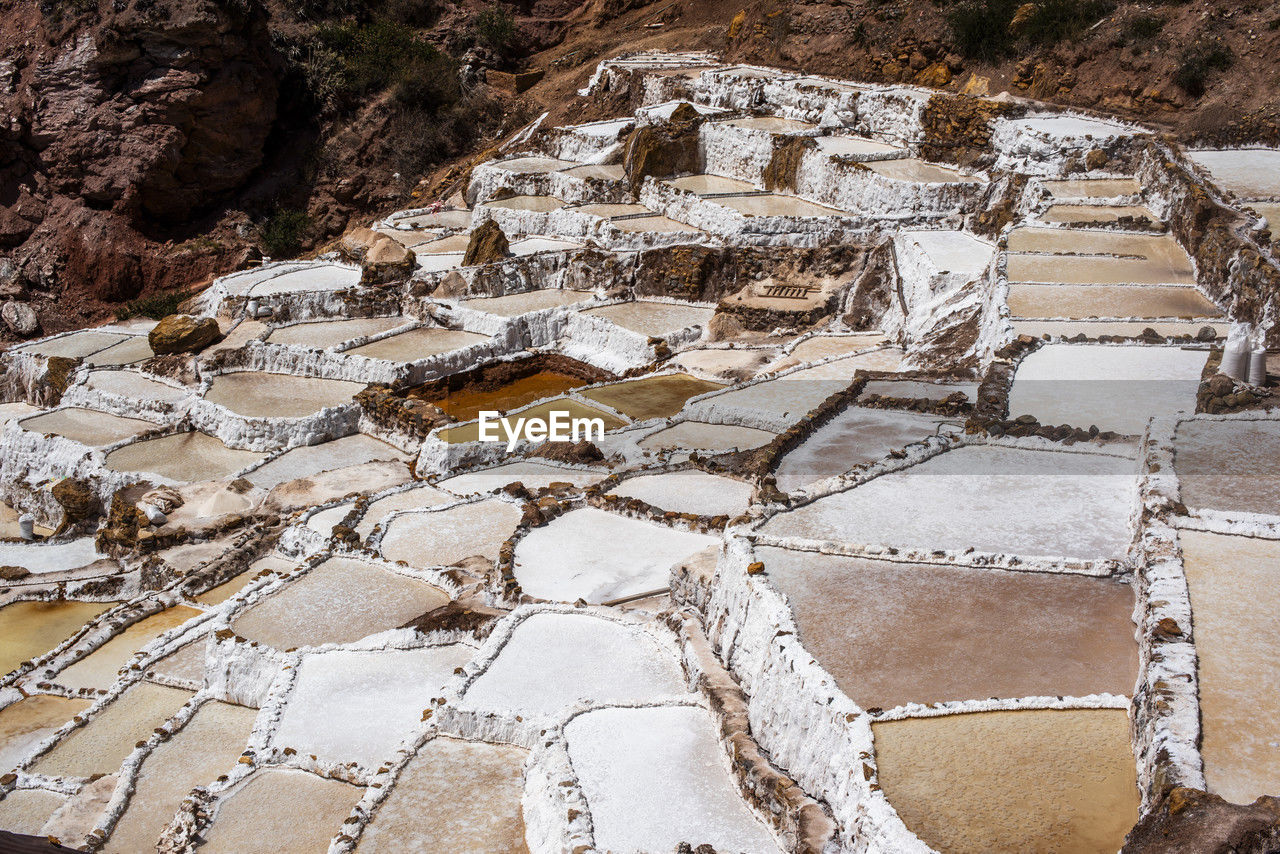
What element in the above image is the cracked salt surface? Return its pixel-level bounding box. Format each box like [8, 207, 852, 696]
[512, 508, 718, 602]
[380, 498, 523, 567]
[273, 646, 473, 766]
[461, 612, 686, 717]
[199, 767, 363, 853]
[763, 444, 1138, 560]
[566, 705, 781, 853]
[608, 470, 753, 516]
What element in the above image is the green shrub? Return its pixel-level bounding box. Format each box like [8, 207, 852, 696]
[1125, 13, 1165, 40]
[947, 0, 1018, 60]
[257, 209, 312, 259]
[473, 5, 516, 54]
[115, 290, 195, 321]
[1175, 38, 1233, 97]
[1020, 0, 1114, 45]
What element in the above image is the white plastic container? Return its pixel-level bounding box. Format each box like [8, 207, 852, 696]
[1248, 347, 1267, 386]
[1221, 340, 1248, 380]
[18, 514, 34, 540]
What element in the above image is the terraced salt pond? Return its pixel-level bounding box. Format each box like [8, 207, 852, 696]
[272, 646, 473, 765]
[105, 431, 265, 482]
[512, 508, 718, 602]
[613, 214, 700, 233]
[243, 263, 360, 297]
[17, 331, 130, 359]
[609, 470, 752, 516]
[460, 289, 590, 316]
[351, 485, 453, 537]
[437, 398, 627, 445]
[759, 547, 1137, 709]
[864, 159, 978, 184]
[565, 705, 780, 853]
[30, 682, 194, 778]
[579, 373, 723, 421]
[0, 537, 105, 576]
[264, 317, 407, 349]
[762, 445, 1136, 560]
[773, 407, 960, 492]
[0, 787, 66, 834]
[19, 407, 156, 446]
[83, 335, 154, 367]
[1186, 148, 1280, 199]
[379, 498, 523, 567]
[1040, 204, 1155, 223]
[1011, 319, 1227, 339]
[244, 433, 407, 490]
[664, 174, 757, 195]
[0, 694, 91, 772]
[204, 372, 363, 418]
[427, 370, 590, 422]
[436, 461, 607, 496]
[85, 370, 191, 404]
[873, 709, 1139, 853]
[103, 700, 257, 853]
[461, 612, 685, 717]
[639, 420, 776, 452]
[766, 333, 889, 370]
[355, 738, 529, 853]
[231, 557, 449, 649]
[1007, 344, 1208, 434]
[1043, 177, 1141, 199]
[1007, 284, 1221, 319]
[0, 599, 116, 677]
[712, 193, 848, 218]
[1180, 530, 1280, 803]
[198, 768, 363, 853]
[1173, 418, 1280, 516]
[344, 327, 488, 361]
[581, 301, 715, 336]
[54, 605, 202, 691]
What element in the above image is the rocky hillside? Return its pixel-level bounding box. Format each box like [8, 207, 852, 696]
[1, 0, 1277, 337]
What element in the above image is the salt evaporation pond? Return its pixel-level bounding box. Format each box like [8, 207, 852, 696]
[865, 159, 977, 183]
[712, 193, 848, 218]
[1173, 418, 1280, 516]
[30, 683, 194, 778]
[197, 554, 296, 606]
[815, 135, 902, 157]
[773, 407, 959, 492]
[1180, 530, 1280, 804]
[1007, 344, 1207, 434]
[665, 174, 757, 195]
[244, 263, 360, 297]
[148, 639, 207, 684]
[17, 331, 130, 359]
[429, 370, 589, 422]
[638, 420, 776, 452]
[198, 768, 363, 853]
[1187, 148, 1280, 199]
[264, 317, 406, 349]
[231, 557, 449, 649]
[670, 347, 769, 379]
[345, 327, 488, 361]
[461, 289, 590, 316]
[565, 705, 780, 853]
[0, 600, 115, 676]
[0, 695, 91, 772]
[1006, 284, 1221, 320]
[19, 408, 156, 446]
[492, 156, 576, 173]
[379, 498, 523, 567]
[613, 215, 701, 233]
[85, 370, 191, 404]
[1006, 252, 1197, 287]
[482, 195, 566, 213]
[581, 301, 715, 336]
[105, 431, 265, 482]
[512, 508, 718, 602]
[759, 547, 1137, 709]
[54, 605, 202, 691]
[580, 373, 723, 421]
[0, 537, 105, 576]
[460, 612, 686, 718]
[1041, 204, 1155, 223]
[436, 461, 607, 496]
[355, 738, 529, 853]
[204, 372, 363, 418]
[608, 470, 753, 516]
[103, 700, 257, 854]
[1011, 319, 1227, 339]
[244, 433, 407, 489]
[272, 647, 473, 766]
[352, 484, 453, 538]
[858, 379, 978, 401]
[723, 115, 814, 132]
[438, 398, 627, 444]
[766, 334, 889, 371]
[83, 335, 154, 367]
[873, 709, 1139, 854]
[1043, 177, 1141, 198]
[762, 445, 1136, 560]
[0, 788, 66, 835]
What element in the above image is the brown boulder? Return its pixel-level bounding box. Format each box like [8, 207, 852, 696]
[1124, 787, 1280, 853]
[622, 107, 704, 189]
[148, 314, 222, 355]
[362, 236, 415, 285]
[463, 220, 510, 267]
[1, 302, 39, 337]
[52, 478, 100, 535]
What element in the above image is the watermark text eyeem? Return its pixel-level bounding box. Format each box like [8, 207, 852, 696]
[477, 409, 605, 452]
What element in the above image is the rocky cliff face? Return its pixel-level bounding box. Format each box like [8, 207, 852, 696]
[0, 0, 276, 323]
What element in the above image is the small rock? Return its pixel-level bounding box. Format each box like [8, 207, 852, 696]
[463, 220, 510, 267]
[1, 300, 38, 336]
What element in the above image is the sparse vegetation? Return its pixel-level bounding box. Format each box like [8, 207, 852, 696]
[115, 289, 195, 321]
[473, 5, 516, 55]
[257, 209, 312, 259]
[947, 0, 1114, 60]
[1175, 38, 1234, 97]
